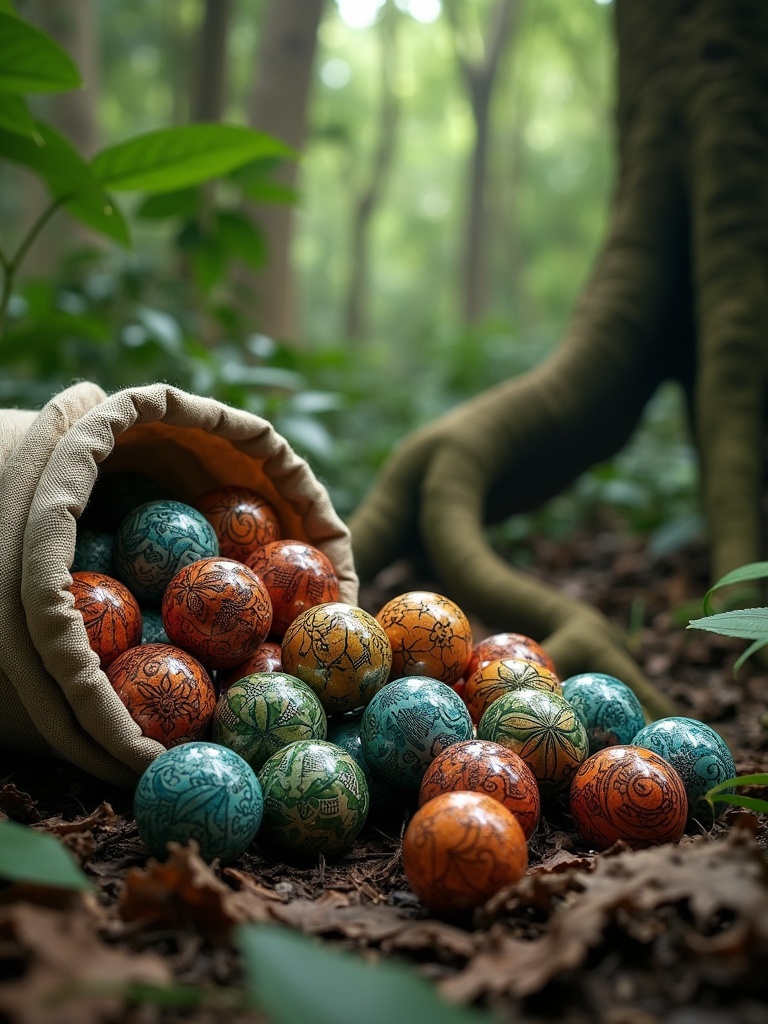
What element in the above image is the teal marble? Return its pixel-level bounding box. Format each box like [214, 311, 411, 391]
[632, 716, 736, 826]
[327, 713, 400, 811]
[141, 608, 170, 645]
[114, 500, 219, 604]
[133, 741, 263, 862]
[561, 673, 646, 754]
[258, 740, 369, 857]
[360, 676, 474, 789]
[72, 528, 115, 576]
[213, 672, 327, 770]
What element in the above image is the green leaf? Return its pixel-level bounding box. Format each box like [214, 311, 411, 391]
[703, 561, 768, 614]
[733, 637, 768, 674]
[2, 313, 110, 360]
[0, 820, 91, 890]
[0, 91, 37, 137]
[92, 124, 296, 193]
[0, 12, 81, 93]
[687, 608, 768, 641]
[0, 121, 130, 245]
[135, 187, 200, 220]
[707, 772, 768, 796]
[707, 794, 768, 814]
[237, 924, 493, 1024]
[216, 211, 266, 268]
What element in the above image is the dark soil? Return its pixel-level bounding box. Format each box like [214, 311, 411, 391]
[2, 512, 767, 1024]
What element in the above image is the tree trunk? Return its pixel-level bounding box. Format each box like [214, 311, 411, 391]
[445, 0, 520, 325]
[191, 0, 232, 124]
[350, 0, 768, 717]
[243, 0, 325, 342]
[343, 1, 400, 342]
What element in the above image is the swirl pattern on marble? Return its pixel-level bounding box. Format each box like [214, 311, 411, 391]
[561, 673, 646, 754]
[195, 485, 281, 561]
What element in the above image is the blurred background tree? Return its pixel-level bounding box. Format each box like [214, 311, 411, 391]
[0, 0, 699, 550]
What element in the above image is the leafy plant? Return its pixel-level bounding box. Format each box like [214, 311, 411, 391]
[705, 773, 768, 817]
[687, 561, 768, 674]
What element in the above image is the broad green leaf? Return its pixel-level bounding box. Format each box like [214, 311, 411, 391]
[0, 91, 36, 137]
[92, 124, 296, 193]
[237, 924, 493, 1024]
[0, 12, 81, 93]
[216, 211, 266, 268]
[707, 773, 768, 796]
[135, 187, 200, 220]
[0, 121, 130, 245]
[703, 561, 768, 614]
[0, 820, 91, 889]
[2, 313, 110, 360]
[687, 608, 768, 641]
[240, 179, 298, 205]
[733, 637, 768, 674]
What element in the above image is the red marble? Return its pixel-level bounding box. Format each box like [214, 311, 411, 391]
[69, 570, 142, 668]
[419, 739, 541, 840]
[217, 641, 283, 693]
[375, 591, 473, 686]
[107, 643, 216, 747]
[161, 557, 272, 670]
[569, 745, 688, 850]
[402, 791, 528, 915]
[466, 632, 556, 679]
[195, 485, 281, 562]
[245, 540, 340, 638]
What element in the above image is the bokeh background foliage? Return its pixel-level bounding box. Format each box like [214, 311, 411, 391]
[0, 0, 699, 545]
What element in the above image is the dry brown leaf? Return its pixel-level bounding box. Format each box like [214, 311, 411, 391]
[0, 902, 169, 1024]
[118, 842, 244, 941]
[37, 802, 117, 836]
[441, 828, 768, 1003]
[0, 783, 41, 823]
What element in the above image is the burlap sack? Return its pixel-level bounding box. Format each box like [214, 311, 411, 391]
[0, 382, 358, 786]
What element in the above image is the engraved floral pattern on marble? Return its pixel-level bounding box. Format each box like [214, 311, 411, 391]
[402, 791, 528, 915]
[375, 591, 473, 686]
[360, 677, 474, 789]
[133, 741, 263, 862]
[478, 686, 589, 798]
[466, 632, 556, 678]
[213, 671, 327, 770]
[463, 657, 561, 726]
[327, 712, 398, 810]
[561, 672, 646, 755]
[69, 570, 142, 668]
[114, 500, 219, 604]
[418, 739, 541, 840]
[631, 717, 736, 825]
[161, 557, 272, 669]
[281, 603, 393, 715]
[257, 739, 369, 856]
[246, 540, 340, 637]
[107, 642, 216, 747]
[569, 745, 688, 850]
[195, 485, 281, 561]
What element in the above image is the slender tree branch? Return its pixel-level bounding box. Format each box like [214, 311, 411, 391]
[0, 196, 68, 337]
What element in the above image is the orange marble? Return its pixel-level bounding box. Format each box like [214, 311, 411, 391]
[107, 643, 216, 747]
[375, 591, 472, 686]
[419, 739, 541, 840]
[69, 570, 142, 668]
[195, 485, 281, 562]
[162, 557, 273, 670]
[569, 745, 688, 850]
[464, 657, 561, 725]
[217, 641, 283, 693]
[466, 632, 556, 678]
[246, 540, 340, 638]
[402, 791, 528, 915]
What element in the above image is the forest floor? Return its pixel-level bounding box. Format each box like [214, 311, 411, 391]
[2, 509, 768, 1024]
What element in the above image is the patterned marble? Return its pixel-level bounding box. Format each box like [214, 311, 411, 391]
[631, 716, 735, 825]
[360, 676, 474, 789]
[141, 608, 170, 646]
[327, 712, 399, 811]
[72, 528, 115, 576]
[561, 672, 646, 754]
[375, 591, 473, 686]
[246, 540, 340, 637]
[213, 671, 327, 770]
[569, 745, 688, 850]
[114, 500, 219, 604]
[134, 741, 263, 862]
[257, 739, 369, 857]
[466, 632, 556, 678]
[69, 570, 142, 668]
[195, 484, 281, 562]
[464, 657, 561, 726]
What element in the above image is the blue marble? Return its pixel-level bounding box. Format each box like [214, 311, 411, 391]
[360, 677, 474, 789]
[72, 528, 115, 576]
[114, 500, 219, 604]
[134, 741, 263, 862]
[632, 716, 736, 826]
[141, 608, 170, 645]
[561, 672, 646, 754]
